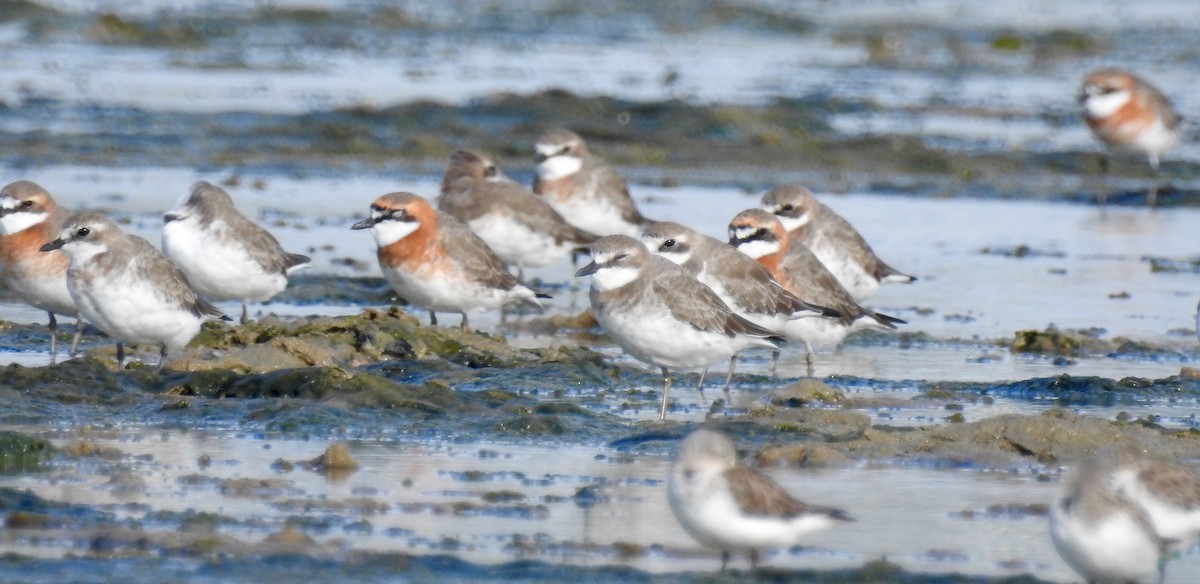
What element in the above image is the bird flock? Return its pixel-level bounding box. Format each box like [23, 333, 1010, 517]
[0, 68, 1192, 582]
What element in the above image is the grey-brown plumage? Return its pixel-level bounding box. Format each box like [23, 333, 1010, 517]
[668, 428, 852, 571]
[352, 192, 548, 329]
[576, 235, 778, 420]
[642, 220, 839, 384]
[42, 211, 228, 370]
[1049, 458, 1170, 584]
[162, 181, 310, 323]
[762, 184, 913, 302]
[438, 149, 598, 274]
[0, 180, 85, 362]
[533, 128, 652, 237]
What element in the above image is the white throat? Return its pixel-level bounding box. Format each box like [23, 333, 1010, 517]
[652, 249, 691, 266]
[1084, 90, 1131, 119]
[370, 220, 420, 248]
[61, 240, 106, 266]
[589, 265, 639, 291]
[0, 211, 47, 235]
[735, 239, 780, 260]
[537, 155, 583, 181]
[776, 213, 809, 233]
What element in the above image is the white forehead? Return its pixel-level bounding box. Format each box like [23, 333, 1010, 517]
[731, 225, 761, 240]
[535, 143, 567, 157]
[0, 195, 19, 210]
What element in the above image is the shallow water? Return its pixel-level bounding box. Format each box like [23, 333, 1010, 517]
[3, 428, 1196, 583]
[2, 2, 1200, 582]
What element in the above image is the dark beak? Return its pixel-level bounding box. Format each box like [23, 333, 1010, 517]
[575, 261, 600, 278]
[40, 239, 65, 252]
[351, 217, 376, 230]
[535, 153, 549, 163]
[163, 212, 181, 223]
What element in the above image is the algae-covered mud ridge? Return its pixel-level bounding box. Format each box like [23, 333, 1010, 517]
[2, 0, 1200, 582]
[0, 313, 1199, 582]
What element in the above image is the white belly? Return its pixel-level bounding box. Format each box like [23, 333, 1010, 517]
[593, 302, 768, 370]
[69, 271, 203, 351]
[379, 261, 522, 315]
[547, 197, 639, 238]
[163, 219, 288, 302]
[467, 215, 575, 269]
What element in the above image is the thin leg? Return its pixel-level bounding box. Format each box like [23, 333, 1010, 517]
[47, 312, 58, 365]
[770, 350, 780, 377]
[116, 343, 125, 369]
[695, 367, 709, 402]
[721, 355, 737, 405]
[720, 550, 730, 573]
[659, 366, 672, 421]
[69, 315, 83, 357]
[429, 311, 438, 326]
[158, 344, 168, 372]
[1148, 153, 1160, 208]
[1097, 153, 1110, 208]
[460, 312, 470, 330]
[240, 303, 249, 325]
[805, 342, 816, 377]
[749, 549, 760, 571]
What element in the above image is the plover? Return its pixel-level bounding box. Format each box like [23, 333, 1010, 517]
[761, 184, 914, 302]
[1109, 455, 1200, 553]
[41, 211, 228, 370]
[533, 127, 652, 237]
[641, 220, 838, 386]
[1079, 69, 1182, 207]
[438, 149, 598, 277]
[352, 192, 548, 329]
[729, 209, 903, 376]
[575, 235, 778, 420]
[162, 181, 310, 324]
[0, 181, 84, 363]
[1049, 458, 1169, 584]
[0, 181, 85, 364]
[668, 428, 852, 571]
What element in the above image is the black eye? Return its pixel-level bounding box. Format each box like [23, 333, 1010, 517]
[556, 146, 570, 156]
[781, 204, 794, 212]
[756, 228, 767, 238]
[613, 253, 628, 262]
[662, 239, 676, 249]
[484, 165, 497, 177]
[19, 200, 32, 208]
[76, 227, 90, 237]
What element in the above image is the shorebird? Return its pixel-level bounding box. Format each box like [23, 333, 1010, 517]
[761, 184, 914, 302]
[641, 220, 838, 387]
[1049, 458, 1171, 584]
[352, 192, 548, 329]
[533, 127, 652, 237]
[729, 209, 904, 376]
[0, 181, 84, 363]
[41, 211, 228, 370]
[668, 428, 852, 571]
[438, 149, 598, 278]
[162, 181, 310, 324]
[1078, 69, 1182, 207]
[575, 235, 778, 420]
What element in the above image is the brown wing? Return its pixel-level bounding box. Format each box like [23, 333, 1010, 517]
[779, 245, 863, 326]
[1137, 77, 1183, 130]
[590, 160, 651, 226]
[649, 265, 774, 339]
[705, 242, 815, 317]
[487, 181, 600, 245]
[125, 235, 226, 319]
[221, 212, 306, 275]
[1139, 463, 1200, 511]
[436, 213, 522, 292]
[724, 466, 848, 520]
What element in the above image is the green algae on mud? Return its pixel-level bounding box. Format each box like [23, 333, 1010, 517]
[0, 431, 54, 472]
